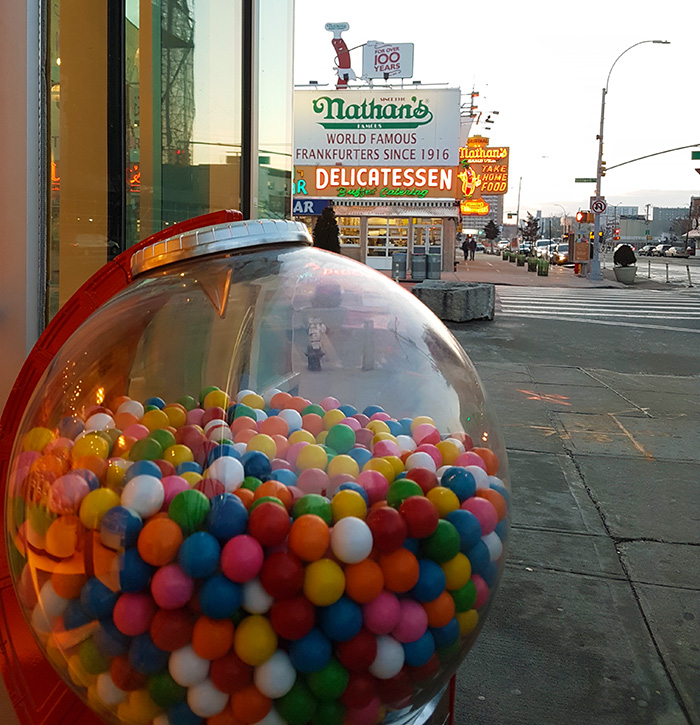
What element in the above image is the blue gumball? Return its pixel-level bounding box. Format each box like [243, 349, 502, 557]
[337, 482, 369, 506]
[403, 537, 420, 554]
[403, 630, 436, 667]
[176, 461, 203, 476]
[124, 459, 162, 483]
[93, 619, 131, 657]
[363, 405, 384, 417]
[386, 420, 404, 437]
[347, 447, 372, 469]
[199, 574, 241, 619]
[482, 561, 500, 588]
[494, 519, 509, 543]
[144, 396, 166, 410]
[241, 451, 272, 480]
[119, 548, 156, 592]
[207, 444, 240, 466]
[289, 628, 332, 673]
[411, 559, 447, 602]
[431, 618, 460, 650]
[440, 467, 477, 502]
[338, 404, 358, 417]
[178, 531, 221, 578]
[398, 418, 414, 436]
[80, 577, 120, 619]
[63, 599, 94, 630]
[445, 509, 482, 552]
[129, 633, 170, 674]
[72, 468, 100, 491]
[319, 597, 363, 642]
[466, 539, 491, 575]
[167, 702, 204, 725]
[206, 493, 248, 542]
[100, 505, 143, 549]
[269, 469, 297, 486]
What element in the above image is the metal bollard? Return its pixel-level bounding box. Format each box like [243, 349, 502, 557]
[666, 263, 669, 283]
[648, 260, 651, 278]
[688, 265, 693, 288]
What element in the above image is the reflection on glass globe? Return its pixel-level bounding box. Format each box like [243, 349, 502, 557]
[6, 219, 510, 724]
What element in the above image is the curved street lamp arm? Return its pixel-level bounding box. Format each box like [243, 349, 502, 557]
[605, 39, 670, 91]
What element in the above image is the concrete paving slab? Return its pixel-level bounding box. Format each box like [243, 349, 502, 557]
[633, 583, 700, 724]
[508, 451, 607, 535]
[610, 416, 700, 462]
[455, 568, 688, 725]
[499, 420, 565, 454]
[533, 383, 645, 416]
[619, 390, 700, 420]
[587, 370, 700, 395]
[527, 364, 606, 387]
[573, 456, 700, 544]
[619, 541, 700, 589]
[554, 412, 649, 457]
[507, 526, 625, 580]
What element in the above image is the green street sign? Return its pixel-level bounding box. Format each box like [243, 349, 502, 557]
[575, 177, 596, 183]
[692, 151, 700, 160]
[645, 229, 650, 235]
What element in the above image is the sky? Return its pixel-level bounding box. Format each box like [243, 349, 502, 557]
[293, 0, 700, 220]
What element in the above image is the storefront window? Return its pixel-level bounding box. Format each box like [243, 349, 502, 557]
[412, 217, 443, 258]
[339, 217, 360, 246]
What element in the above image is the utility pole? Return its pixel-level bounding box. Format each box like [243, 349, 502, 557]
[515, 177, 522, 245]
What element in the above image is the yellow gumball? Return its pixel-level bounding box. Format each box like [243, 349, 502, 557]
[163, 444, 194, 467]
[247, 433, 277, 460]
[315, 430, 329, 445]
[241, 393, 265, 410]
[362, 458, 395, 483]
[303, 558, 346, 606]
[72, 433, 111, 461]
[410, 415, 435, 432]
[381, 455, 405, 477]
[22, 427, 54, 453]
[366, 420, 390, 435]
[296, 444, 328, 471]
[68, 654, 95, 688]
[79, 488, 120, 529]
[234, 615, 278, 666]
[456, 608, 479, 636]
[180, 471, 203, 487]
[331, 489, 367, 521]
[436, 440, 461, 466]
[163, 404, 187, 429]
[323, 409, 346, 430]
[105, 459, 129, 489]
[203, 389, 231, 410]
[441, 552, 472, 591]
[326, 454, 360, 479]
[427, 486, 460, 517]
[139, 408, 170, 432]
[289, 429, 316, 446]
[372, 432, 398, 445]
[126, 689, 162, 724]
[46, 515, 81, 558]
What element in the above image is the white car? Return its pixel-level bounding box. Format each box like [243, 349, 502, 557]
[665, 246, 690, 258]
[653, 243, 672, 256]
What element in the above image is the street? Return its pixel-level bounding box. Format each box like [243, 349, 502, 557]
[443, 288, 699, 724]
[599, 252, 699, 287]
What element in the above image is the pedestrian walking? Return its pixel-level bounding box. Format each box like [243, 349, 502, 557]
[468, 237, 477, 261]
[461, 237, 470, 262]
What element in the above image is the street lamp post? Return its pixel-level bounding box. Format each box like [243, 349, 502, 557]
[553, 203, 568, 234]
[590, 39, 670, 281]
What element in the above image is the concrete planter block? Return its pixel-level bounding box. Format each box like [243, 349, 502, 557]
[411, 281, 495, 322]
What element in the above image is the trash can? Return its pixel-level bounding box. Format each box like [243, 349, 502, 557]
[391, 252, 407, 279]
[411, 253, 427, 280]
[427, 253, 442, 279]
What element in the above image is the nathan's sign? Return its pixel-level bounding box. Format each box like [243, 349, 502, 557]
[294, 88, 461, 168]
[293, 165, 456, 199]
[457, 142, 509, 215]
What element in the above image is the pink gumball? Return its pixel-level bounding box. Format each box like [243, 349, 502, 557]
[369, 412, 391, 422]
[346, 696, 381, 725]
[412, 423, 441, 445]
[286, 485, 305, 506]
[286, 441, 309, 467]
[363, 591, 401, 635]
[328, 474, 356, 497]
[341, 417, 362, 432]
[356, 470, 389, 505]
[296, 468, 329, 495]
[355, 429, 374, 448]
[161, 475, 192, 509]
[320, 396, 340, 411]
[221, 535, 264, 582]
[351, 414, 370, 427]
[122, 423, 150, 440]
[455, 451, 487, 471]
[113, 592, 157, 636]
[392, 599, 428, 643]
[271, 458, 293, 471]
[150, 564, 195, 610]
[372, 440, 400, 458]
[461, 497, 498, 536]
[414, 444, 442, 468]
[185, 408, 205, 426]
[472, 574, 490, 608]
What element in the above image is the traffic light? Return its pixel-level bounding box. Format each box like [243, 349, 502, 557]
[613, 228, 620, 241]
[600, 160, 607, 177]
[575, 211, 594, 223]
[589, 231, 595, 241]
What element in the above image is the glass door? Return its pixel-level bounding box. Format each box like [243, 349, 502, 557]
[412, 218, 444, 261]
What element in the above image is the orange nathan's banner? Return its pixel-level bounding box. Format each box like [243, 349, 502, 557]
[457, 141, 510, 216]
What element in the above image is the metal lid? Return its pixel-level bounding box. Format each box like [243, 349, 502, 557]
[130, 218, 313, 276]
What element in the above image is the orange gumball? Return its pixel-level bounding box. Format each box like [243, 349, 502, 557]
[271, 434, 290, 459]
[206, 710, 244, 725]
[288, 396, 310, 413]
[344, 559, 384, 603]
[379, 548, 420, 593]
[301, 413, 324, 438]
[476, 488, 507, 521]
[72, 454, 108, 481]
[192, 616, 234, 660]
[231, 416, 258, 435]
[233, 429, 258, 445]
[254, 481, 293, 511]
[288, 514, 331, 562]
[137, 517, 184, 566]
[422, 590, 456, 628]
[231, 686, 271, 724]
[234, 487, 255, 509]
[470, 447, 499, 476]
[51, 571, 88, 599]
[270, 392, 293, 410]
[259, 416, 288, 437]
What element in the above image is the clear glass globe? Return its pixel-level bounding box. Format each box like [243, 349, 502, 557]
[6, 219, 509, 724]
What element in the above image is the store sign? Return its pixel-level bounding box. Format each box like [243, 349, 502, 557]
[294, 88, 460, 168]
[460, 200, 490, 215]
[458, 137, 509, 216]
[361, 42, 414, 79]
[293, 165, 456, 199]
[292, 198, 330, 216]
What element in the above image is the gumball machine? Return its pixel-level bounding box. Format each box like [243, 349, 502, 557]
[0, 211, 510, 725]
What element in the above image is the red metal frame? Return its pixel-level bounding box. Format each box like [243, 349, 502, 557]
[0, 210, 242, 724]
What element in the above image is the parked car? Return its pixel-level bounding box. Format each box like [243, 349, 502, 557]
[534, 239, 554, 257]
[475, 242, 486, 253]
[551, 243, 569, 265]
[665, 246, 690, 258]
[638, 244, 655, 256]
[497, 240, 510, 252]
[652, 243, 672, 256]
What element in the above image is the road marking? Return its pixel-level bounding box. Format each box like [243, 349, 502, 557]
[608, 414, 655, 460]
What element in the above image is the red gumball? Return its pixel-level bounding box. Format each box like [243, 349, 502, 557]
[414, 444, 442, 468]
[110, 656, 147, 691]
[375, 669, 414, 708]
[248, 501, 291, 547]
[407, 653, 440, 683]
[399, 496, 439, 539]
[270, 595, 315, 640]
[260, 551, 304, 599]
[336, 628, 378, 672]
[154, 459, 176, 478]
[403, 467, 438, 495]
[201, 406, 227, 426]
[366, 506, 408, 553]
[340, 672, 377, 709]
[210, 649, 254, 694]
[449, 432, 474, 451]
[150, 608, 195, 652]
